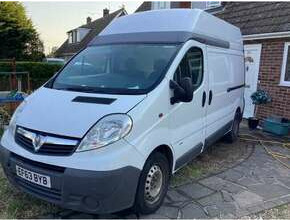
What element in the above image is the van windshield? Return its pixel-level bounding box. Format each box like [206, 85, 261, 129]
[52, 44, 179, 94]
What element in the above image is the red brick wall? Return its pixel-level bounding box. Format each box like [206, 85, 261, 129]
[245, 38, 290, 119]
[179, 2, 191, 8]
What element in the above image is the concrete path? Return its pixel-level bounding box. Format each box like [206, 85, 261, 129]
[145, 143, 290, 219]
[44, 132, 290, 219]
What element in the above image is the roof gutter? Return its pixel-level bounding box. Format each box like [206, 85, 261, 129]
[243, 31, 290, 41]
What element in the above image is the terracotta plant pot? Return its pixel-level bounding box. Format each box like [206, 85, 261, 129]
[248, 117, 259, 130]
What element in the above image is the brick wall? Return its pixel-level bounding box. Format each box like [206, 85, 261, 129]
[245, 38, 290, 119]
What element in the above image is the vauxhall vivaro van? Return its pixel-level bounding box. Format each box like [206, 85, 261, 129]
[0, 9, 244, 214]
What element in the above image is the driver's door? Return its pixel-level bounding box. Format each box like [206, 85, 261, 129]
[169, 42, 208, 170]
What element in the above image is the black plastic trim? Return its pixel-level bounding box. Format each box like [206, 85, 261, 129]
[11, 152, 66, 173]
[89, 31, 230, 49]
[204, 120, 233, 150]
[202, 91, 206, 107]
[16, 125, 80, 141]
[175, 142, 203, 170]
[208, 90, 213, 105]
[72, 96, 116, 105]
[227, 84, 245, 92]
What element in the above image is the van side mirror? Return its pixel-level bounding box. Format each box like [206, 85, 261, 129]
[170, 77, 194, 105]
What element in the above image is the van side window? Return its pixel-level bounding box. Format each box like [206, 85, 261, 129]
[174, 47, 203, 90]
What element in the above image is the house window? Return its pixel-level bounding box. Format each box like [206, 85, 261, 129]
[68, 30, 79, 44]
[73, 31, 77, 43]
[77, 31, 80, 42]
[280, 42, 290, 86]
[206, 1, 221, 9]
[151, 2, 170, 10]
[68, 32, 73, 44]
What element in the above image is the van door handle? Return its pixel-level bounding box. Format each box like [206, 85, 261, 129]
[209, 90, 213, 105]
[202, 91, 206, 107]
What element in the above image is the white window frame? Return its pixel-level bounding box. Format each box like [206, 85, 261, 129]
[280, 42, 290, 87]
[206, 1, 221, 9]
[76, 30, 80, 42]
[68, 32, 73, 44]
[151, 2, 170, 10]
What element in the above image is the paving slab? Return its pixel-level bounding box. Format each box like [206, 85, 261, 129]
[218, 169, 244, 182]
[234, 191, 263, 208]
[204, 205, 220, 218]
[152, 205, 179, 219]
[180, 202, 208, 219]
[247, 184, 290, 200]
[198, 192, 223, 206]
[199, 176, 226, 190]
[166, 189, 190, 203]
[177, 183, 214, 200]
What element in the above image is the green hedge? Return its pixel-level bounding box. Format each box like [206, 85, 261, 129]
[0, 62, 63, 90]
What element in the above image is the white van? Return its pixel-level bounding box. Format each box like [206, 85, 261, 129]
[0, 9, 244, 214]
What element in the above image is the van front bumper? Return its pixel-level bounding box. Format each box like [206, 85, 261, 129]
[0, 146, 141, 214]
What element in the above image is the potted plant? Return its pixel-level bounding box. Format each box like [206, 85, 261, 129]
[248, 89, 271, 129]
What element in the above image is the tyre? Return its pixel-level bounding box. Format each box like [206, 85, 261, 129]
[225, 111, 241, 143]
[133, 152, 170, 215]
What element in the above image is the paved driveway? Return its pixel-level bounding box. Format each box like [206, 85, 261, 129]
[147, 143, 290, 218]
[42, 127, 290, 219]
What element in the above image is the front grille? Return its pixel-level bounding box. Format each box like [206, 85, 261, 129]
[15, 176, 61, 201]
[15, 126, 80, 156]
[11, 153, 65, 173]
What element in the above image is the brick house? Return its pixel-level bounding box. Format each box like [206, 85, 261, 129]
[136, 2, 290, 120]
[55, 8, 126, 60]
[216, 2, 290, 120]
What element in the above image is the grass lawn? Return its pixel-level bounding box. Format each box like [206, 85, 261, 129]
[171, 138, 250, 187]
[0, 168, 59, 218]
[249, 204, 290, 219]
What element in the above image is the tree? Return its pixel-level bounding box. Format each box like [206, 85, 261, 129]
[47, 46, 59, 58]
[0, 2, 45, 61]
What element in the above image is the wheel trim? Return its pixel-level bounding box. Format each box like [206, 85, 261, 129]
[144, 165, 163, 205]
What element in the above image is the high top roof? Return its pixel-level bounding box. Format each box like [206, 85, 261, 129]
[90, 9, 243, 51]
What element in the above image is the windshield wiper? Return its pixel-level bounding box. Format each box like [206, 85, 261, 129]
[56, 86, 98, 93]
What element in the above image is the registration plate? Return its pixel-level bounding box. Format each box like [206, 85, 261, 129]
[16, 165, 51, 188]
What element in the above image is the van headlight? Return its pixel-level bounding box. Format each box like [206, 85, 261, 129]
[76, 114, 133, 152]
[8, 100, 26, 137]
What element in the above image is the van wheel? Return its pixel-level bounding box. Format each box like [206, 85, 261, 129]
[133, 152, 170, 215]
[225, 112, 241, 143]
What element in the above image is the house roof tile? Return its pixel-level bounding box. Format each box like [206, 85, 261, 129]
[135, 2, 151, 13]
[216, 2, 290, 35]
[55, 9, 125, 57]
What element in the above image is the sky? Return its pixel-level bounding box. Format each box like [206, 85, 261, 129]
[23, 1, 143, 54]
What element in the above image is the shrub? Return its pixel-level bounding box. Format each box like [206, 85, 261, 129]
[0, 62, 63, 90]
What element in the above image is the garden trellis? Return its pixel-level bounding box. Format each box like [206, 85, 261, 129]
[0, 59, 30, 128]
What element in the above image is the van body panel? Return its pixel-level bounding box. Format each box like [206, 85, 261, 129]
[125, 78, 174, 161]
[16, 87, 146, 138]
[96, 9, 242, 51]
[167, 40, 208, 169]
[125, 40, 209, 172]
[1, 130, 145, 171]
[205, 46, 244, 141]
